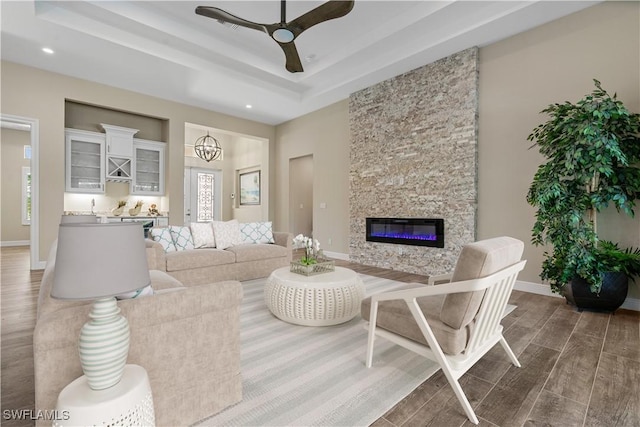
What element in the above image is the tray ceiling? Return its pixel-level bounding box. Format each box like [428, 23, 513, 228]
[1, 1, 598, 125]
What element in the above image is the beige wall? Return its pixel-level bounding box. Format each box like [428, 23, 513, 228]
[477, 1, 640, 299]
[289, 155, 314, 237]
[1, 127, 31, 242]
[1, 61, 275, 262]
[274, 100, 350, 255]
[3, 1, 638, 294]
[231, 136, 269, 223]
[274, 2, 640, 301]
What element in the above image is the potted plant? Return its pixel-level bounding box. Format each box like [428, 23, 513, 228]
[526, 79, 640, 311]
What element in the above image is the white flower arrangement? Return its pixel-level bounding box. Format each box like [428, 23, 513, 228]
[293, 234, 320, 265]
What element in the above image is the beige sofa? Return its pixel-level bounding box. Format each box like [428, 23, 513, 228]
[34, 242, 244, 427]
[147, 230, 293, 286]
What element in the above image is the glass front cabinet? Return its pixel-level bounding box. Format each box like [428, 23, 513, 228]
[132, 139, 165, 195]
[65, 129, 106, 193]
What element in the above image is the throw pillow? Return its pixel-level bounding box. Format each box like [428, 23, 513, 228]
[150, 227, 176, 253]
[190, 222, 216, 248]
[169, 226, 195, 251]
[212, 219, 242, 250]
[116, 285, 154, 300]
[240, 221, 275, 244]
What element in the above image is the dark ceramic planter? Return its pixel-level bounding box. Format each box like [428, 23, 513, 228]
[563, 272, 628, 313]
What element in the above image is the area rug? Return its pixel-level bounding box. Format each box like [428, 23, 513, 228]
[195, 274, 441, 427]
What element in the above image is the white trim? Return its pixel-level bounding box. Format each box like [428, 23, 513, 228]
[22, 166, 31, 225]
[1, 114, 40, 270]
[1, 240, 30, 247]
[515, 280, 640, 312]
[324, 250, 349, 261]
[514, 280, 560, 298]
[621, 297, 640, 312]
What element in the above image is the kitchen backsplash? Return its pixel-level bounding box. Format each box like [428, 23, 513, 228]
[64, 182, 168, 216]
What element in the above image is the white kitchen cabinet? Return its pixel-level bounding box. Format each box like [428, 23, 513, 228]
[65, 129, 106, 193]
[101, 124, 138, 181]
[131, 139, 165, 195]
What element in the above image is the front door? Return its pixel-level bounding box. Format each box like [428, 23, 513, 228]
[184, 168, 222, 225]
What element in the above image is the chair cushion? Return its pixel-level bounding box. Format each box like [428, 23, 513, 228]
[440, 236, 524, 329]
[361, 286, 469, 355]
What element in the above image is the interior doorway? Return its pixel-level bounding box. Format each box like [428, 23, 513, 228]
[0, 114, 40, 270]
[289, 155, 313, 237]
[184, 167, 222, 224]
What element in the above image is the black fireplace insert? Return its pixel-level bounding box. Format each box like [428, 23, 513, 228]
[366, 218, 444, 248]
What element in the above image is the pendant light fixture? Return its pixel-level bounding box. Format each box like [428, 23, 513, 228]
[194, 131, 222, 162]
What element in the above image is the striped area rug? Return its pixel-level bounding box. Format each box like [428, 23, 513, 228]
[195, 274, 440, 427]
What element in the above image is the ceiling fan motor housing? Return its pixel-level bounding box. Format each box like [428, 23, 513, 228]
[196, 1, 355, 73]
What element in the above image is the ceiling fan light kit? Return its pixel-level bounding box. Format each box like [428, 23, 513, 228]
[196, 0, 355, 73]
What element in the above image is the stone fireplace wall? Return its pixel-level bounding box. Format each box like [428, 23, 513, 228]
[349, 47, 478, 276]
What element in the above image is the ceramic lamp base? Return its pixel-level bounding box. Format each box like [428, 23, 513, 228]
[79, 297, 130, 390]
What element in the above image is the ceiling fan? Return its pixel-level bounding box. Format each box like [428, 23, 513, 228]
[196, 1, 355, 73]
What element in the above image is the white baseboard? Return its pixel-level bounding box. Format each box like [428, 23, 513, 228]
[515, 280, 640, 312]
[325, 251, 349, 261]
[0, 240, 30, 247]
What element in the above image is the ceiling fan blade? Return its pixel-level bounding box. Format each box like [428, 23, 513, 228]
[289, 1, 355, 36]
[277, 41, 304, 73]
[195, 6, 268, 34]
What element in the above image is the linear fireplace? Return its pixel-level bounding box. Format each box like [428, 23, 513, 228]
[366, 218, 444, 248]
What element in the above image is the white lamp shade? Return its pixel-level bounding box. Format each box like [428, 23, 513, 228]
[52, 222, 150, 300]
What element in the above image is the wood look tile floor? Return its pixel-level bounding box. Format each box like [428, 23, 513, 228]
[2, 246, 639, 427]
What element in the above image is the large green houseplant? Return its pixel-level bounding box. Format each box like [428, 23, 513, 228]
[527, 80, 640, 309]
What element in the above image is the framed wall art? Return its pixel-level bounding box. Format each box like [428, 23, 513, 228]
[239, 170, 260, 205]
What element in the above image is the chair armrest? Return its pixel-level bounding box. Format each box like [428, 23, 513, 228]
[371, 261, 526, 303]
[428, 272, 453, 285]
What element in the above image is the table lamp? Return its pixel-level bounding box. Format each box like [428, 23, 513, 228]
[51, 222, 150, 390]
[60, 214, 97, 224]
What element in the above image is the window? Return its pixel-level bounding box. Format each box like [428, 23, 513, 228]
[196, 172, 214, 222]
[22, 166, 31, 225]
[24, 145, 31, 159]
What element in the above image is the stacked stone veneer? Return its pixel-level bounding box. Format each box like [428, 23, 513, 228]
[349, 47, 478, 276]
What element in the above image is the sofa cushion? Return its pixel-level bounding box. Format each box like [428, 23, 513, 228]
[170, 226, 195, 251]
[190, 222, 216, 248]
[165, 249, 236, 272]
[225, 243, 288, 263]
[240, 222, 275, 244]
[212, 219, 242, 250]
[150, 227, 176, 253]
[361, 285, 469, 356]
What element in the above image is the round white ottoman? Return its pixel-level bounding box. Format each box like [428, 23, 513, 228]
[264, 266, 365, 326]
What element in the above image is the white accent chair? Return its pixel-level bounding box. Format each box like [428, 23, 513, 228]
[361, 236, 526, 425]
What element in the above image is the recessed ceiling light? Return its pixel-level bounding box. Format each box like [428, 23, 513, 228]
[42, 47, 54, 54]
[246, 104, 252, 109]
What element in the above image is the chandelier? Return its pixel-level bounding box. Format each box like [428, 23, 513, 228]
[194, 132, 222, 162]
